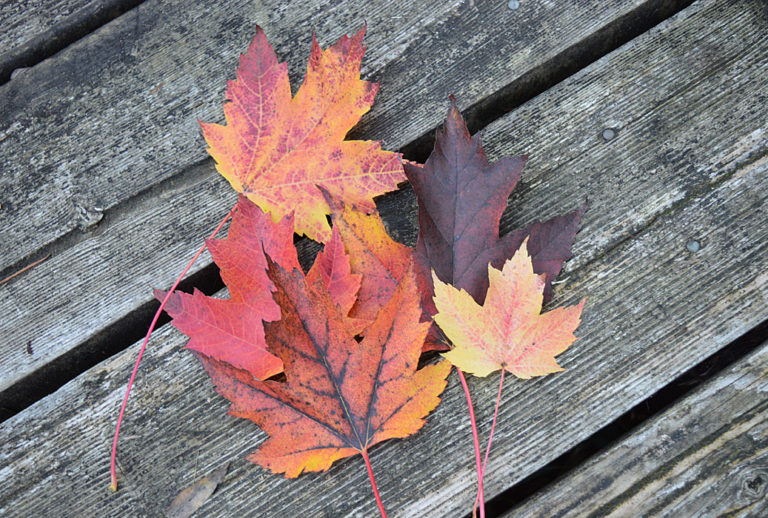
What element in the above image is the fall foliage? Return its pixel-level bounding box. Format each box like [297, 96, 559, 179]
[113, 24, 589, 518]
[306, 225, 366, 335]
[157, 196, 298, 380]
[434, 240, 585, 518]
[200, 26, 405, 242]
[403, 97, 585, 337]
[198, 260, 451, 477]
[325, 192, 412, 329]
[434, 240, 585, 378]
[403, 96, 525, 317]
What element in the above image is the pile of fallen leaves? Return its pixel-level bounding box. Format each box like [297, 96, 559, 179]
[111, 26, 587, 518]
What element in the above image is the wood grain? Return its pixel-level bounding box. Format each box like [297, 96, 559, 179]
[0, 0, 697, 404]
[1, 0, 766, 515]
[2, 0, 765, 408]
[507, 341, 768, 517]
[0, 0, 661, 271]
[0, 106, 765, 517]
[0, 0, 102, 81]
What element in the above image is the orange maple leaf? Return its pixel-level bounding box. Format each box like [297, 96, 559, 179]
[433, 240, 585, 378]
[201, 26, 405, 242]
[325, 193, 412, 328]
[198, 260, 451, 478]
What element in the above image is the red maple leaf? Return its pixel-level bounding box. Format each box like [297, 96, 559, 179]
[305, 225, 367, 335]
[158, 196, 298, 379]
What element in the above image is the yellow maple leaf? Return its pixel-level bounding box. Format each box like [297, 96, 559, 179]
[433, 240, 585, 378]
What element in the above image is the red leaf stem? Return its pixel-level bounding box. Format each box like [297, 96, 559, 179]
[361, 449, 388, 518]
[457, 368, 485, 518]
[473, 369, 505, 515]
[109, 204, 237, 491]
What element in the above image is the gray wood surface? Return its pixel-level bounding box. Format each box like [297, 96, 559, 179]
[0, 95, 765, 517]
[507, 341, 768, 517]
[0, 0, 656, 270]
[0, 0, 681, 403]
[1, 0, 766, 515]
[1, 0, 96, 78]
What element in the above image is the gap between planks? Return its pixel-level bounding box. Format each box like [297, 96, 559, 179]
[1, 0, 767, 514]
[0, 0, 700, 420]
[0, 0, 148, 85]
[502, 334, 768, 517]
[484, 319, 768, 517]
[1, 116, 766, 516]
[0, 0, 695, 281]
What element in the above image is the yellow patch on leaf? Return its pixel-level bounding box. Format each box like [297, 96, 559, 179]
[433, 240, 585, 378]
[200, 26, 405, 242]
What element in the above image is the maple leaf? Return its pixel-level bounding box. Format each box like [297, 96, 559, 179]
[496, 206, 587, 303]
[324, 192, 412, 328]
[403, 97, 585, 324]
[198, 259, 451, 478]
[201, 26, 405, 242]
[305, 225, 366, 335]
[403, 96, 525, 316]
[434, 240, 585, 378]
[158, 196, 299, 379]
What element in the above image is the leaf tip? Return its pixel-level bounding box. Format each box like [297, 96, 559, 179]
[152, 288, 166, 302]
[355, 21, 368, 40]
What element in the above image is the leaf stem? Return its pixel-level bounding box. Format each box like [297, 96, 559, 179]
[109, 205, 237, 491]
[473, 369, 505, 515]
[361, 449, 388, 518]
[457, 368, 485, 518]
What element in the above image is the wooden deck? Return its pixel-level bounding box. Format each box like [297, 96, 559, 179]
[1, 0, 766, 516]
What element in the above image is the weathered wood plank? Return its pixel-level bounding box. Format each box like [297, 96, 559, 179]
[0, 103, 765, 517]
[1, 0, 93, 63]
[506, 341, 768, 517]
[0, 0, 663, 271]
[0, 0, 762, 414]
[0, 0, 142, 84]
[1, 1, 767, 514]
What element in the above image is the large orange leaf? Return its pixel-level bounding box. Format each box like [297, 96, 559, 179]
[199, 260, 451, 477]
[433, 240, 585, 379]
[201, 26, 405, 242]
